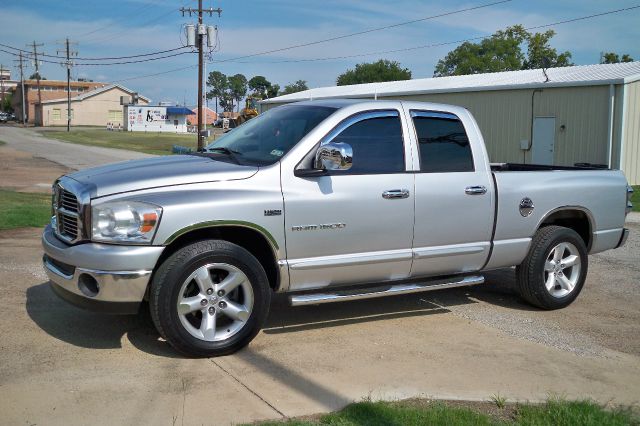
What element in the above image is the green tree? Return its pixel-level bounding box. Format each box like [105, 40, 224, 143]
[248, 75, 272, 99]
[28, 72, 45, 80]
[206, 71, 228, 114]
[227, 73, 248, 112]
[281, 80, 308, 95]
[219, 92, 235, 112]
[602, 52, 634, 64]
[524, 29, 572, 69]
[434, 25, 573, 77]
[267, 83, 280, 99]
[1, 92, 12, 112]
[337, 59, 411, 85]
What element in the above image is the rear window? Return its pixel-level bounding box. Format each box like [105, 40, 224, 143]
[412, 112, 474, 173]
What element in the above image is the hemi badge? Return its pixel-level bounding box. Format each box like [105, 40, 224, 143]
[264, 209, 282, 216]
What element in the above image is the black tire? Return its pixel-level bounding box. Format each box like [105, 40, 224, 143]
[516, 225, 588, 310]
[149, 239, 271, 357]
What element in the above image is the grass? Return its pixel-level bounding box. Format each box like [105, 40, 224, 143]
[632, 186, 639, 212]
[0, 190, 51, 230]
[39, 128, 199, 155]
[0, 140, 6, 146]
[248, 399, 638, 426]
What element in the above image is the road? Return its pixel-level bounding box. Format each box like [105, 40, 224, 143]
[0, 126, 639, 425]
[0, 126, 153, 170]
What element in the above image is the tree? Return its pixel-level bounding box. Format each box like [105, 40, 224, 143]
[28, 72, 45, 80]
[281, 80, 308, 95]
[267, 84, 280, 99]
[248, 75, 272, 99]
[218, 92, 235, 112]
[206, 71, 228, 114]
[227, 73, 248, 112]
[337, 59, 411, 85]
[602, 52, 634, 64]
[523, 29, 572, 69]
[1, 92, 12, 112]
[434, 25, 573, 77]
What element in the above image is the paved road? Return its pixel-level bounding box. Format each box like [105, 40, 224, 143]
[0, 125, 153, 170]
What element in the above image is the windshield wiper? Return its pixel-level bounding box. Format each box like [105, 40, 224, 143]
[200, 147, 242, 164]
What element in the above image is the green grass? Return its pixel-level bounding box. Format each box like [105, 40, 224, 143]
[248, 399, 637, 426]
[0, 190, 51, 230]
[39, 128, 199, 155]
[0, 140, 6, 146]
[632, 186, 639, 212]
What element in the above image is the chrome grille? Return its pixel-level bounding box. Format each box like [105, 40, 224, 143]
[53, 183, 84, 243]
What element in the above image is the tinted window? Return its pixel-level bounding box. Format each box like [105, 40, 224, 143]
[413, 114, 474, 173]
[330, 115, 404, 174]
[205, 105, 337, 166]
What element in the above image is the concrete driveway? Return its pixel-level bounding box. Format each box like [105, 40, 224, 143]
[0, 220, 639, 425]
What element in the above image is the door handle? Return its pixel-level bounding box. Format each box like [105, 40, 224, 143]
[382, 189, 410, 199]
[465, 185, 487, 195]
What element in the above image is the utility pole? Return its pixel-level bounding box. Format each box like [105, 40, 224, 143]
[57, 38, 78, 132]
[13, 53, 28, 125]
[181, 2, 221, 151]
[0, 64, 6, 112]
[28, 41, 44, 125]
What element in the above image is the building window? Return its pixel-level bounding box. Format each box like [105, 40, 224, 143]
[68, 109, 74, 119]
[108, 110, 122, 122]
[52, 109, 61, 120]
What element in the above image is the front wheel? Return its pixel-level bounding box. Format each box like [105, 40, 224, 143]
[516, 225, 588, 310]
[149, 240, 271, 357]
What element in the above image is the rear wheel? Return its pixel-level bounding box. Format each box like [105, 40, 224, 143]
[149, 240, 271, 357]
[516, 225, 588, 310]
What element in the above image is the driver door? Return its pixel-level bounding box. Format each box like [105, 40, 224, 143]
[282, 110, 415, 291]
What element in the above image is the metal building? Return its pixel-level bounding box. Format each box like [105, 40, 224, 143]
[261, 62, 640, 184]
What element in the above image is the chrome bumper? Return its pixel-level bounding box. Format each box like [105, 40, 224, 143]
[42, 225, 164, 314]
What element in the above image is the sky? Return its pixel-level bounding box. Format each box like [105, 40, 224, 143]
[0, 0, 639, 106]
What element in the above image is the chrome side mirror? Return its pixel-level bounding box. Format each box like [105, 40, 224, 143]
[314, 142, 353, 171]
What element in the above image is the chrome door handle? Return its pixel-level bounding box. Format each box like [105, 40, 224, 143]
[465, 185, 487, 195]
[382, 189, 410, 199]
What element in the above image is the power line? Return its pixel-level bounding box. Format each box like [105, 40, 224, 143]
[0, 42, 187, 61]
[0, 47, 191, 66]
[209, 0, 514, 63]
[209, 4, 640, 65]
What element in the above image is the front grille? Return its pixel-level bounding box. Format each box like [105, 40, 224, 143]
[53, 183, 84, 243]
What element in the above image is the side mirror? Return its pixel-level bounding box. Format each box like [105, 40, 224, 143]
[314, 142, 353, 171]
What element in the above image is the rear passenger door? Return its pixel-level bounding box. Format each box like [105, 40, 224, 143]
[409, 110, 494, 277]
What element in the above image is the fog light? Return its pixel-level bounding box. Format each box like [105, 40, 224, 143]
[78, 274, 99, 297]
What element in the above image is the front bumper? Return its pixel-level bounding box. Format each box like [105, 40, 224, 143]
[42, 224, 164, 314]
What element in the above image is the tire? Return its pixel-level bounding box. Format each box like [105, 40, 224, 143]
[516, 225, 588, 310]
[149, 239, 271, 357]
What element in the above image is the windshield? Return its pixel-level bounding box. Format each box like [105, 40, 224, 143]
[204, 105, 337, 166]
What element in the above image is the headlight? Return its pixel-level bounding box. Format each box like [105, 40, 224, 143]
[91, 201, 162, 244]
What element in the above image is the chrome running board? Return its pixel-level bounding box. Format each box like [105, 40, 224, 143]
[289, 275, 484, 306]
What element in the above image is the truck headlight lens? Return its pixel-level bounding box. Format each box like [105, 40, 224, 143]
[91, 201, 162, 244]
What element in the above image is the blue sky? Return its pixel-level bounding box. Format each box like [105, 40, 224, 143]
[1, 0, 638, 106]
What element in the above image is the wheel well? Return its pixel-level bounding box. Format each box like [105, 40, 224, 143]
[154, 226, 280, 292]
[540, 209, 592, 250]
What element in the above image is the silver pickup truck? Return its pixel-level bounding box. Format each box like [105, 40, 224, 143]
[42, 100, 633, 357]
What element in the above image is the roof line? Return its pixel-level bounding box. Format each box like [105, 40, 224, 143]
[40, 83, 150, 105]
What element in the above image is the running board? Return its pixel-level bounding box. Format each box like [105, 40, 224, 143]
[289, 275, 484, 306]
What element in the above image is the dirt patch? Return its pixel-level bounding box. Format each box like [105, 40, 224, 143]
[0, 144, 70, 193]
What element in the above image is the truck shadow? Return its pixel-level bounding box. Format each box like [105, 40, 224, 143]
[26, 268, 532, 357]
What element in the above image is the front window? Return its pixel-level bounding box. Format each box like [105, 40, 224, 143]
[204, 104, 337, 166]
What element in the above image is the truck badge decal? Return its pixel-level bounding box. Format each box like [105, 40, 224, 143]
[292, 223, 346, 231]
[264, 209, 282, 216]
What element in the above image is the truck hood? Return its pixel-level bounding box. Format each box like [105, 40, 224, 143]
[68, 155, 258, 198]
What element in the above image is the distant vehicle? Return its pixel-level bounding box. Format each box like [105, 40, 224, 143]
[0, 112, 8, 123]
[42, 100, 633, 357]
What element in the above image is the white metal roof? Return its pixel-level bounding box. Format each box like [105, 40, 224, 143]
[41, 84, 150, 104]
[262, 62, 640, 104]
